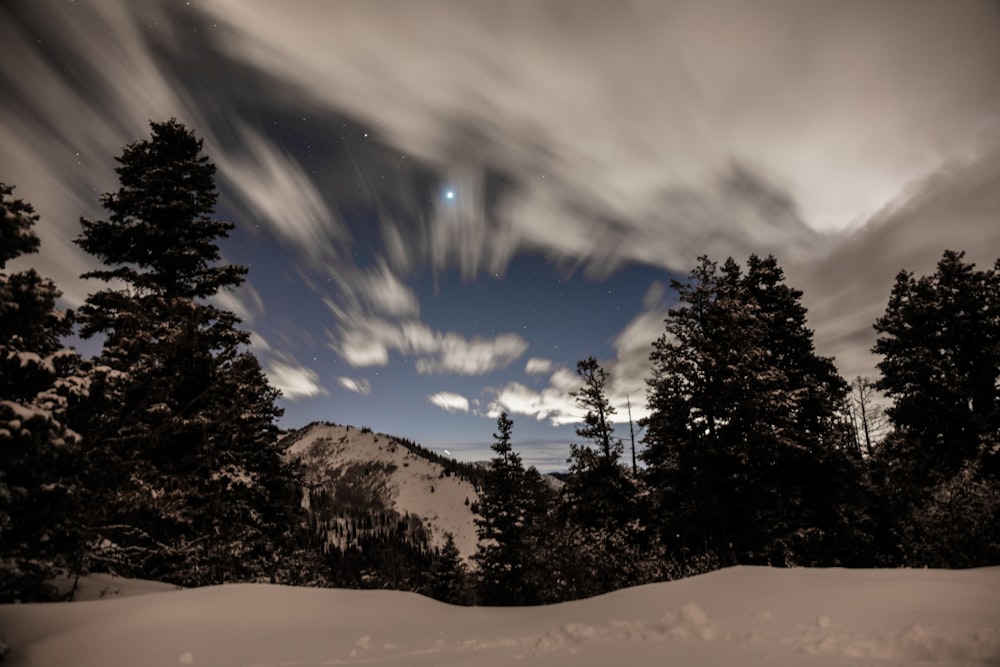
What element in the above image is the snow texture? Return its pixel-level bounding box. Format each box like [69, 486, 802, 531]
[290, 423, 480, 559]
[1, 566, 996, 666]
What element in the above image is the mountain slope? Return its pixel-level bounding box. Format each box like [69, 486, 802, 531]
[284, 422, 480, 560]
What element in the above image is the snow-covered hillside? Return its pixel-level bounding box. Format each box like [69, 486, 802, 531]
[1, 567, 997, 666]
[285, 423, 480, 559]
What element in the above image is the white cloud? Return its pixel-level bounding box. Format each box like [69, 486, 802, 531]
[485, 381, 581, 427]
[265, 358, 327, 400]
[524, 357, 553, 374]
[218, 123, 345, 263]
[214, 283, 265, 322]
[337, 376, 372, 396]
[788, 140, 1000, 384]
[489, 286, 667, 427]
[363, 260, 420, 317]
[331, 313, 528, 375]
[204, 0, 1000, 276]
[427, 391, 470, 414]
[413, 332, 528, 375]
[248, 332, 271, 352]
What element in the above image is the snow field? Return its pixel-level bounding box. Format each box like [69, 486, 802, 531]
[1, 566, 997, 666]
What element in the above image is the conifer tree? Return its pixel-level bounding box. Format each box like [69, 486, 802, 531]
[473, 411, 527, 603]
[472, 411, 557, 604]
[642, 255, 867, 570]
[872, 250, 1000, 566]
[426, 533, 472, 605]
[564, 357, 636, 532]
[0, 184, 84, 601]
[73, 120, 298, 584]
[874, 250, 1000, 481]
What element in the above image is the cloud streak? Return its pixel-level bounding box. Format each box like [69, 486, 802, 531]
[265, 357, 327, 401]
[331, 312, 528, 376]
[427, 392, 470, 414]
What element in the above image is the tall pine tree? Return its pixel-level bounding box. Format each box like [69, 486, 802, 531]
[642, 255, 868, 571]
[564, 357, 639, 537]
[872, 250, 1000, 566]
[73, 120, 306, 585]
[472, 411, 557, 605]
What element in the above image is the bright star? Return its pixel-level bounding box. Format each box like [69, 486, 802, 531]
[445, 190, 455, 200]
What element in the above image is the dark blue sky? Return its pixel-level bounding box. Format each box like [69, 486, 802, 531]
[3, 0, 999, 469]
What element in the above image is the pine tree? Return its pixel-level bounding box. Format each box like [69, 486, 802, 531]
[874, 250, 1000, 481]
[472, 411, 558, 604]
[0, 184, 85, 601]
[426, 533, 472, 605]
[473, 411, 526, 604]
[642, 255, 867, 571]
[73, 120, 296, 585]
[872, 250, 1000, 566]
[565, 358, 632, 528]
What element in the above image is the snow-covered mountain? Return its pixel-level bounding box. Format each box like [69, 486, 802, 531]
[3, 566, 997, 666]
[283, 422, 481, 560]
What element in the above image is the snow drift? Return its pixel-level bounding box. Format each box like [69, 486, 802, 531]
[1, 566, 998, 666]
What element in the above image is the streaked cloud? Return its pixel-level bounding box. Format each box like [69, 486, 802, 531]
[337, 376, 372, 396]
[217, 123, 346, 263]
[485, 380, 581, 427]
[214, 282, 265, 323]
[248, 332, 272, 352]
[525, 357, 553, 374]
[203, 0, 1000, 276]
[265, 357, 327, 400]
[788, 139, 1000, 383]
[362, 260, 420, 318]
[427, 391, 470, 414]
[332, 313, 528, 375]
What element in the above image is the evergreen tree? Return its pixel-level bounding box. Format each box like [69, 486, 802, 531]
[0, 184, 84, 601]
[426, 533, 472, 605]
[873, 250, 1000, 481]
[642, 255, 868, 571]
[473, 411, 527, 604]
[872, 250, 1000, 566]
[472, 411, 556, 605]
[73, 120, 297, 585]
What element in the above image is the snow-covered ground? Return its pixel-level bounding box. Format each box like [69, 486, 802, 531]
[2, 566, 997, 666]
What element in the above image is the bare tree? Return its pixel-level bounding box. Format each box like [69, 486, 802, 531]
[847, 376, 889, 457]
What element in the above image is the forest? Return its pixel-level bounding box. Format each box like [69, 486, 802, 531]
[2, 120, 998, 606]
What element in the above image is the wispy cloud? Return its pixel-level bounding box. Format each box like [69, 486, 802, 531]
[248, 332, 272, 352]
[427, 391, 470, 414]
[524, 357, 553, 374]
[486, 283, 668, 426]
[218, 123, 346, 263]
[265, 357, 327, 400]
[362, 260, 420, 318]
[214, 282, 265, 323]
[331, 313, 528, 375]
[485, 379, 581, 427]
[337, 376, 372, 396]
[203, 0, 1000, 275]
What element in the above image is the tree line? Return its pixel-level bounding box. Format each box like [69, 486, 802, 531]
[469, 250, 999, 604]
[1, 119, 997, 605]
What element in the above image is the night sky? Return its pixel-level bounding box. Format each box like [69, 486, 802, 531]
[3, 1, 999, 469]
